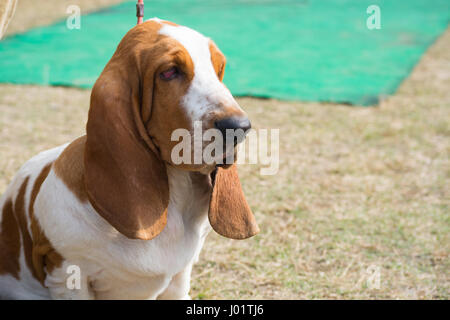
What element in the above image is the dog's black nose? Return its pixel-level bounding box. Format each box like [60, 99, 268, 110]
[214, 117, 251, 146]
[215, 117, 251, 133]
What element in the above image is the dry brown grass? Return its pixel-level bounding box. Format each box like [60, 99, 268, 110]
[5, 0, 125, 36]
[1, 0, 448, 299]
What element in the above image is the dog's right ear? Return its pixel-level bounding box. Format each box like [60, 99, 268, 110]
[84, 44, 169, 241]
[208, 165, 259, 239]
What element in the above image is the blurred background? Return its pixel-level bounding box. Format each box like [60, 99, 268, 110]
[0, 0, 448, 299]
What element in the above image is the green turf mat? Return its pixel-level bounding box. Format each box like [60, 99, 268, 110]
[0, 0, 448, 105]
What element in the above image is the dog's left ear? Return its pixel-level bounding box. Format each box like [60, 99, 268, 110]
[208, 165, 259, 239]
[84, 24, 170, 241]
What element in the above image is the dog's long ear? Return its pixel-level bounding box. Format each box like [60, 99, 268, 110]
[84, 41, 169, 241]
[209, 165, 259, 239]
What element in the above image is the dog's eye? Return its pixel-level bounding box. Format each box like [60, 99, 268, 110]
[160, 67, 180, 81]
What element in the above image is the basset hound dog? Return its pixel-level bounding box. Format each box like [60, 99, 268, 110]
[0, 18, 259, 299]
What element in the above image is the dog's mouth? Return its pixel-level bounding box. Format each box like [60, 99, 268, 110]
[216, 162, 232, 168]
[216, 157, 234, 168]
[215, 146, 237, 168]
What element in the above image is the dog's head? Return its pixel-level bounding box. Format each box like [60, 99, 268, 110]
[84, 19, 258, 240]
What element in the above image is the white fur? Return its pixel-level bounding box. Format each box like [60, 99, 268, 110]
[0, 140, 212, 299]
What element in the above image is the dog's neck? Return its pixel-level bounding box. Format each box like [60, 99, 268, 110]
[165, 165, 213, 228]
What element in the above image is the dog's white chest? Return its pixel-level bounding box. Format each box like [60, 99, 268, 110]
[81, 167, 213, 299]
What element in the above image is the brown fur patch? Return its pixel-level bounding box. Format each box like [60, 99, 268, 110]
[28, 163, 64, 283]
[209, 40, 226, 81]
[0, 164, 64, 285]
[14, 176, 36, 279]
[54, 136, 88, 203]
[0, 198, 21, 279]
